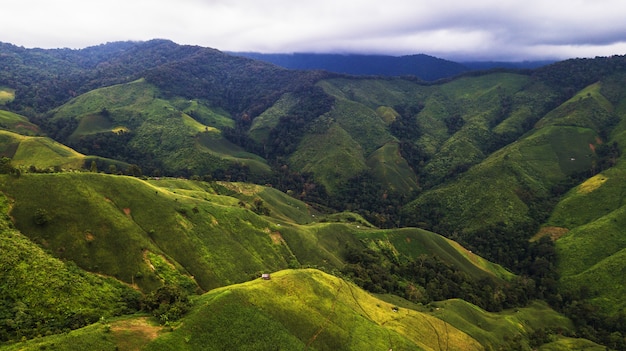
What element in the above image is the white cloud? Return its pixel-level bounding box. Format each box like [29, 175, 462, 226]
[2, 0, 626, 61]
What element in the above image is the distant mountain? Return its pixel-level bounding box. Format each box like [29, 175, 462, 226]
[462, 60, 556, 70]
[230, 52, 556, 80]
[231, 52, 470, 81]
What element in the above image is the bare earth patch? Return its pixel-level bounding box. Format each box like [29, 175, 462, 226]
[532, 226, 569, 241]
[270, 231, 285, 244]
[111, 317, 164, 351]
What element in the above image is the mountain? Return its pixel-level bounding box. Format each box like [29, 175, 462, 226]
[462, 60, 556, 70]
[232, 52, 470, 81]
[2, 40, 626, 349]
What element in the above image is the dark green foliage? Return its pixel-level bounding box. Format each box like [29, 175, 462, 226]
[443, 114, 464, 134]
[0, 222, 142, 342]
[234, 52, 470, 81]
[33, 208, 51, 225]
[389, 103, 424, 140]
[251, 198, 270, 216]
[332, 171, 409, 228]
[341, 243, 535, 312]
[142, 285, 191, 324]
[265, 85, 335, 158]
[0, 157, 14, 174]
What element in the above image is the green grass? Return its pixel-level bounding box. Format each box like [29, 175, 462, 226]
[289, 123, 367, 193]
[0, 270, 581, 350]
[145, 269, 481, 351]
[171, 97, 234, 130]
[366, 141, 419, 194]
[0, 110, 40, 135]
[0, 173, 297, 292]
[545, 162, 626, 314]
[52, 79, 158, 120]
[537, 82, 616, 131]
[432, 299, 574, 349]
[0, 170, 517, 294]
[52, 79, 269, 176]
[404, 123, 601, 235]
[249, 92, 298, 143]
[0, 130, 87, 169]
[359, 227, 514, 281]
[331, 99, 395, 155]
[68, 113, 117, 141]
[0, 87, 15, 105]
[537, 336, 607, 350]
[0, 193, 140, 342]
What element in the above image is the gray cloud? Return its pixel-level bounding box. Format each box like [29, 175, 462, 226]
[2, 0, 626, 61]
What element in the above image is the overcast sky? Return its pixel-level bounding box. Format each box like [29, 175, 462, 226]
[3, 0, 626, 61]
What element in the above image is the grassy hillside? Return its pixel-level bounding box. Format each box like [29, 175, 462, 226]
[2, 269, 594, 351]
[289, 123, 367, 193]
[0, 171, 513, 291]
[543, 161, 626, 315]
[0, 110, 39, 135]
[0, 193, 140, 342]
[0, 130, 87, 170]
[50, 79, 269, 176]
[358, 227, 513, 281]
[0, 87, 14, 105]
[0, 173, 297, 292]
[366, 141, 419, 193]
[401, 80, 617, 249]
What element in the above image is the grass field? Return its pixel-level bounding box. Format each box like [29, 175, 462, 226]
[289, 123, 368, 193]
[0, 87, 15, 105]
[51, 79, 270, 176]
[0, 110, 40, 135]
[366, 141, 419, 194]
[0, 269, 586, 350]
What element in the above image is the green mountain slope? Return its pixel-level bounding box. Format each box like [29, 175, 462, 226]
[0, 193, 140, 342]
[0, 129, 128, 171]
[544, 161, 626, 315]
[0, 110, 39, 135]
[0, 172, 511, 293]
[401, 80, 618, 251]
[2, 269, 597, 351]
[50, 79, 269, 176]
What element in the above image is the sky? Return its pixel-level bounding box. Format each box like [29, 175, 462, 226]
[3, 0, 626, 61]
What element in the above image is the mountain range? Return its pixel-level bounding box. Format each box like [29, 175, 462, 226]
[1, 39, 625, 350]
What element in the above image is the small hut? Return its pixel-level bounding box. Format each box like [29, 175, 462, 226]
[261, 273, 271, 280]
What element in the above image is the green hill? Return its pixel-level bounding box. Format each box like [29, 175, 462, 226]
[50, 79, 269, 176]
[1, 269, 597, 351]
[0, 110, 39, 135]
[0, 193, 140, 342]
[0, 87, 14, 105]
[543, 161, 626, 316]
[0, 172, 511, 292]
[0, 130, 120, 171]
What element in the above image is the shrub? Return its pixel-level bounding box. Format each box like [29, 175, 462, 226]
[33, 208, 51, 225]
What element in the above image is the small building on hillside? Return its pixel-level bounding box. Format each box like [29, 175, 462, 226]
[261, 273, 271, 280]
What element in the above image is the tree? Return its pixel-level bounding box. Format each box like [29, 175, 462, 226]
[127, 164, 142, 177]
[142, 285, 191, 324]
[90, 160, 98, 173]
[33, 208, 51, 225]
[0, 157, 14, 174]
